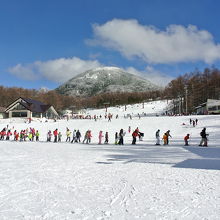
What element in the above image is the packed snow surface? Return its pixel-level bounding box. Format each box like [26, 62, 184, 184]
[0, 100, 219, 219]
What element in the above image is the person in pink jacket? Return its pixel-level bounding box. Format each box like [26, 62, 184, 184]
[98, 130, 104, 144]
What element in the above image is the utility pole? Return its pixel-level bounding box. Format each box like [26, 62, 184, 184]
[178, 96, 181, 114]
[185, 86, 188, 115]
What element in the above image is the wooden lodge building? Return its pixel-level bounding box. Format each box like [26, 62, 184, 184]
[5, 97, 59, 119]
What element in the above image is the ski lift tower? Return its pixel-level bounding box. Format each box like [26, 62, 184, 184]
[103, 102, 110, 112]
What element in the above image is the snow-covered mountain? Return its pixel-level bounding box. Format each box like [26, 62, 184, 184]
[55, 67, 159, 96]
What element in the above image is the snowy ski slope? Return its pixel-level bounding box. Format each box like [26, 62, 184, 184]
[0, 100, 219, 219]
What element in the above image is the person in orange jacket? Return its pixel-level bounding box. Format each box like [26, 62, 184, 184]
[163, 133, 168, 145]
[184, 134, 190, 146]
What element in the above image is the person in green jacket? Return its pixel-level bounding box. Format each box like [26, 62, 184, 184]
[36, 130, 40, 141]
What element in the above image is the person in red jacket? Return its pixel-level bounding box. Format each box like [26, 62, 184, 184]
[132, 130, 139, 145]
[184, 134, 190, 146]
[53, 129, 58, 143]
[6, 130, 12, 140]
[0, 128, 6, 140]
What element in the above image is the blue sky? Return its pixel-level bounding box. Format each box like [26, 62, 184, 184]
[1, 0, 220, 89]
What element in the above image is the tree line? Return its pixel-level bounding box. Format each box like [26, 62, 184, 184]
[1, 67, 220, 114]
[164, 67, 220, 113]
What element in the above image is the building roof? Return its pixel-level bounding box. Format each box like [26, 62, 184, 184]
[5, 97, 56, 114]
[20, 97, 51, 113]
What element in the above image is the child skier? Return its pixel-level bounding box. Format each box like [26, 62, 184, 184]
[47, 130, 52, 142]
[36, 130, 40, 141]
[155, 129, 160, 145]
[98, 131, 104, 144]
[184, 134, 190, 146]
[58, 132, 62, 142]
[104, 132, 109, 144]
[163, 133, 168, 145]
[115, 132, 119, 145]
[66, 129, 71, 142]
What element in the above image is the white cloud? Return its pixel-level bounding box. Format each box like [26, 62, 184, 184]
[88, 19, 220, 64]
[8, 64, 39, 81]
[8, 57, 172, 87]
[125, 66, 174, 87]
[8, 57, 102, 83]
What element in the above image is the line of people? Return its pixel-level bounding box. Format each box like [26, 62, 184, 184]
[155, 127, 209, 147]
[0, 127, 40, 142]
[0, 126, 209, 147]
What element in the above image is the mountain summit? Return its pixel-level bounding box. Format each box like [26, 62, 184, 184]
[55, 67, 159, 97]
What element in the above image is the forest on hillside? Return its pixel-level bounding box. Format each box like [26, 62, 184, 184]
[0, 67, 220, 113]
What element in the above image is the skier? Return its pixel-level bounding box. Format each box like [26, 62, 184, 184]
[115, 132, 119, 145]
[28, 132, 33, 141]
[199, 128, 208, 147]
[118, 129, 125, 145]
[104, 132, 109, 144]
[98, 131, 103, 144]
[162, 133, 168, 145]
[87, 130, 92, 144]
[66, 128, 71, 142]
[132, 129, 138, 145]
[58, 132, 62, 142]
[76, 130, 81, 143]
[71, 130, 76, 143]
[31, 128, 35, 141]
[83, 130, 89, 143]
[128, 126, 131, 133]
[14, 130, 18, 141]
[53, 128, 58, 142]
[36, 130, 40, 141]
[15, 132, 19, 141]
[0, 128, 6, 140]
[165, 130, 172, 145]
[155, 129, 160, 145]
[195, 118, 198, 125]
[47, 130, 52, 142]
[20, 130, 24, 142]
[184, 134, 190, 146]
[6, 130, 12, 140]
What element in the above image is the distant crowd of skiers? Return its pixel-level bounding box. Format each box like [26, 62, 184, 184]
[0, 118, 209, 147]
